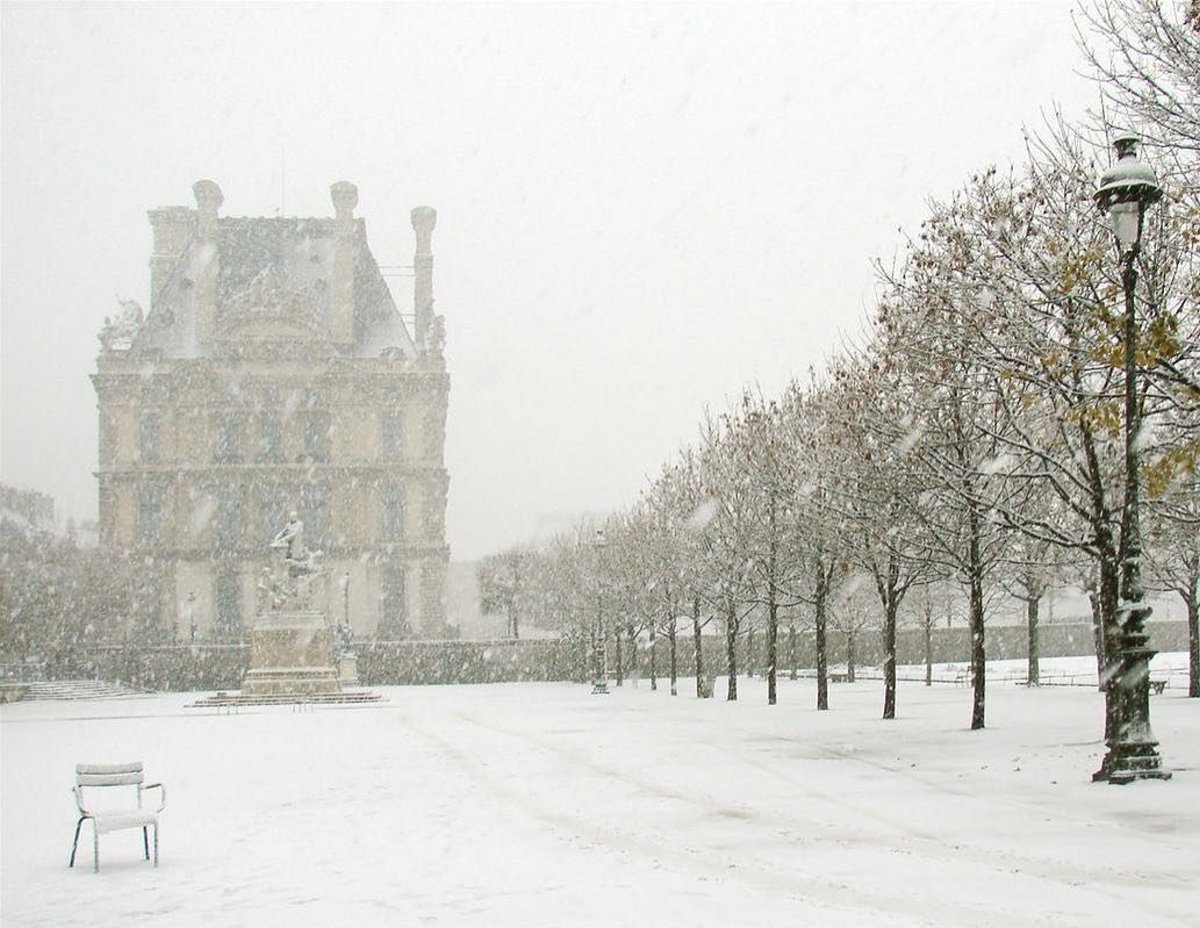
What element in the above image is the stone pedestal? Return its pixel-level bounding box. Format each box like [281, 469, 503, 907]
[241, 610, 341, 697]
[338, 653, 359, 686]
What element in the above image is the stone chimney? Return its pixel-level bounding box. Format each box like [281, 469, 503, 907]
[192, 179, 223, 348]
[411, 206, 437, 348]
[147, 206, 193, 309]
[330, 181, 359, 348]
[194, 180, 222, 236]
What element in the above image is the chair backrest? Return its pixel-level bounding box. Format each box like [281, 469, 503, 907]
[76, 762, 144, 788]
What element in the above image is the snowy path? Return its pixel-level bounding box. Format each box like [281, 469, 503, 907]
[2, 671, 1197, 927]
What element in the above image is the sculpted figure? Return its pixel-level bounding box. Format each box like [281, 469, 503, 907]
[271, 510, 305, 561]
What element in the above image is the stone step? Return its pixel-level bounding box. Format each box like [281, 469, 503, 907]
[14, 680, 145, 701]
[189, 690, 384, 708]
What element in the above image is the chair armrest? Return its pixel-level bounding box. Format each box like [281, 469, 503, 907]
[72, 785, 91, 816]
[142, 782, 166, 812]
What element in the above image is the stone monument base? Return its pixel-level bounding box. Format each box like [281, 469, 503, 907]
[190, 612, 382, 707]
[241, 610, 340, 696]
[241, 667, 341, 697]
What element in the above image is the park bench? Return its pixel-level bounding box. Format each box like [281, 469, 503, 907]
[69, 762, 165, 873]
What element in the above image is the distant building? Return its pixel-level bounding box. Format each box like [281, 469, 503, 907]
[0, 484, 56, 536]
[92, 181, 450, 640]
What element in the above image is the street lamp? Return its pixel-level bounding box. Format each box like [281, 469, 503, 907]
[338, 572, 352, 650]
[1093, 132, 1170, 783]
[339, 573, 351, 625]
[592, 528, 609, 695]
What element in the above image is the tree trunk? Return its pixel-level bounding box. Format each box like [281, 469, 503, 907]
[725, 601, 738, 701]
[693, 598, 705, 698]
[1088, 589, 1105, 681]
[846, 631, 856, 683]
[767, 595, 778, 705]
[669, 623, 678, 697]
[766, 516, 778, 704]
[788, 624, 798, 681]
[924, 609, 933, 687]
[882, 556, 899, 721]
[615, 627, 624, 687]
[1026, 595, 1040, 686]
[650, 621, 658, 692]
[816, 566, 829, 711]
[746, 627, 755, 678]
[883, 593, 897, 720]
[1186, 581, 1199, 699]
[969, 564, 986, 732]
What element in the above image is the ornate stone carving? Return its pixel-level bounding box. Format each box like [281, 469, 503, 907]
[98, 297, 144, 351]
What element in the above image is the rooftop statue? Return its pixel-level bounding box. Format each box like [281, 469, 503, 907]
[98, 297, 144, 351]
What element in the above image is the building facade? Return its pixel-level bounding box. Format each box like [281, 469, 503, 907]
[93, 181, 450, 640]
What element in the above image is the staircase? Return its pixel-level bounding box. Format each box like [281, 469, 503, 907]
[7, 680, 146, 701]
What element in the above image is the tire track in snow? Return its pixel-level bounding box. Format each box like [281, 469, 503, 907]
[395, 714, 955, 926]
[445, 707, 1194, 927]
[419, 708, 1104, 928]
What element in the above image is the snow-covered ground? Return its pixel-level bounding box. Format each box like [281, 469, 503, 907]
[2, 657, 1197, 927]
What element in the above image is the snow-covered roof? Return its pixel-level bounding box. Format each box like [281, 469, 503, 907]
[128, 202, 414, 360]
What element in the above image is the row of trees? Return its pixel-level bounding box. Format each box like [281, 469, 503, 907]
[477, 2, 1200, 737]
[0, 519, 163, 676]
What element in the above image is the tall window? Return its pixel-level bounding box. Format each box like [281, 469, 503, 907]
[215, 413, 241, 463]
[381, 484, 405, 540]
[260, 483, 289, 545]
[137, 485, 164, 544]
[139, 414, 160, 463]
[380, 412, 404, 459]
[300, 483, 329, 550]
[216, 484, 241, 552]
[305, 412, 329, 461]
[423, 410, 442, 459]
[214, 570, 241, 640]
[258, 409, 283, 462]
[379, 566, 408, 639]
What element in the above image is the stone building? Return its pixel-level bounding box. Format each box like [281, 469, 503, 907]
[92, 181, 450, 640]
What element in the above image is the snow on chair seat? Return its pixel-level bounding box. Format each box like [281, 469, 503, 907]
[69, 762, 165, 872]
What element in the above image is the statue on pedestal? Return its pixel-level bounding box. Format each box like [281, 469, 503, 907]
[266, 510, 323, 610]
[239, 506, 340, 698]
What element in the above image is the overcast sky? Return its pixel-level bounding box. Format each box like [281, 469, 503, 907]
[1, 2, 1100, 560]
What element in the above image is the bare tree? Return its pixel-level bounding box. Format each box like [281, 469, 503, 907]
[1078, 0, 1200, 160]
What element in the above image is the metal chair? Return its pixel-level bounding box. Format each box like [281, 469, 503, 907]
[69, 762, 165, 872]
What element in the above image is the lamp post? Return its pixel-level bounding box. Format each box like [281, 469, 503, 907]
[338, 572, 352, 654]
[187, 591, 196, 643]
[1093, 132, 1170, 783]
[592, 528, 609, 695]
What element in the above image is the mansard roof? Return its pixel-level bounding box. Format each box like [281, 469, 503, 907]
[126, 184, 414, 360]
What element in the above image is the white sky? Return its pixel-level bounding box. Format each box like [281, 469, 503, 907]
[0, 1, 1100, 560]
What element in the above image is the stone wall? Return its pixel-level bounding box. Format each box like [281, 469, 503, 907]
[81, 620, 1191, 691]
[359, 639, 585, 686]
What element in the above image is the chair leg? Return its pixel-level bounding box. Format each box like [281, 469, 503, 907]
[93, 823, 100, 873]
[143, 826, 149, 860]
[69, 817, 84, 868]
[152, 823, 158, 867]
